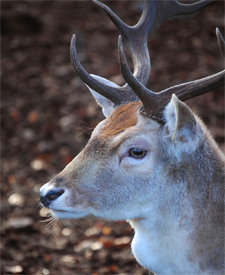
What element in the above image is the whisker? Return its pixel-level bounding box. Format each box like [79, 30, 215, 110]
[45, 216, 58, 230]
[37, 201, 45, 210]
[61, 109, 92, 128]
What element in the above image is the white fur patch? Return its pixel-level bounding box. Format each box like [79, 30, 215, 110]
[163, 94, 202, 158]
[86, 74, 118, 117]
[163, 96, 177, 139]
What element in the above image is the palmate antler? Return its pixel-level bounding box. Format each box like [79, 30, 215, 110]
[70, 0, 224, 123]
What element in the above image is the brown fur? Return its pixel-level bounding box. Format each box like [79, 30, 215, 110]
[79, 101, 142, 158]
[100, 102, 141, 138]
[41, 97, 225, 274]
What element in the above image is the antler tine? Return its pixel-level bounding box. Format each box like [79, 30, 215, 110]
[94, 0, 215, 85]
[169, 0, 215, 17]
[70, 34, 135, 106]
[93, 0, 130, 39]
[118, 36, 163, 123]
[71, 0, 216, 106]
[216, 28, 225, 56]
[93, 0, 152, 85]
[118, 31, 225, 124]
[158, 69, 225, 104]
[158, 28, 225, 109]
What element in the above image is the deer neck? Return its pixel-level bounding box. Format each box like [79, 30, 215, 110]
[129, 217, 195, 274]
[128, 133, 224, 275]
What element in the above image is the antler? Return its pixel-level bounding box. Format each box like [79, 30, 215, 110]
[118, 29, 225, 124]
[71, 0, 215, 106]
[216, 27, 225, 56]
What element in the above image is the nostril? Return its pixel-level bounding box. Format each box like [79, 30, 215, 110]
[40, 189, 64, 208]
[46, 189, 65, 202]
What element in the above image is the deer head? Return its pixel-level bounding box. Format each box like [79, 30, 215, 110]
[40, 0, 225, 274]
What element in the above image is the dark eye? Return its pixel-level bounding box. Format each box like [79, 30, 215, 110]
[129, 148, 147, 158]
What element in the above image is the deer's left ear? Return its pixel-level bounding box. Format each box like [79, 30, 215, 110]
[85, 74, 117, 118]
[163, 94, 199, 152]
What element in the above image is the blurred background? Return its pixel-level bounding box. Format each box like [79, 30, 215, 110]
[1, 0, 224, 274]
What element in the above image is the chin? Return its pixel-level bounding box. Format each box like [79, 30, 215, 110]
[51, 209, 89, 220]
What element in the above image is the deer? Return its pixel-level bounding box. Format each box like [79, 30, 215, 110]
[40, 0, 225, 274]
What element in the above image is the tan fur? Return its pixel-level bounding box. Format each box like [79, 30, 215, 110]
[100, 102, 141, 138]
[40, 98, 224, 275]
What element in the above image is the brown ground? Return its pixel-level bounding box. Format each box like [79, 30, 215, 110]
[1, 1, 224, 275]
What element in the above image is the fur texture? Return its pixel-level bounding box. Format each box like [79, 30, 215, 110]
[40, 97, 225, 274]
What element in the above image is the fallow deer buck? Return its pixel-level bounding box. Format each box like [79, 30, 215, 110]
[40, 0, 225, 273]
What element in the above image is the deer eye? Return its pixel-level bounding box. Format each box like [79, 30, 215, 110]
[129, 148, 147, 158]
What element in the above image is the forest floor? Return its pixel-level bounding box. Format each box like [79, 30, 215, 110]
[1, 1, 224, 274]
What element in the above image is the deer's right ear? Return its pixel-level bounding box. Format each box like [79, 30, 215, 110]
[85, 74, 118, 118]
[163, 94, 199, 153]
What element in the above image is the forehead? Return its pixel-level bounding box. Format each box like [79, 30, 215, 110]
[84, 101, 159, 156]
[100, 101, 142, 138]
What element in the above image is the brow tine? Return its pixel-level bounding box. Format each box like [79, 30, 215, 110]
[70, 34, 126, 106]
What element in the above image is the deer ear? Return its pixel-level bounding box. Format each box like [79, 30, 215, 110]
[163, 94, 198, 152]
[85, 74, 118, 118]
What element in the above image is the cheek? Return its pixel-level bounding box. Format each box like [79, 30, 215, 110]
[120, 153, 155, 175]
[94, 166, 129, 193]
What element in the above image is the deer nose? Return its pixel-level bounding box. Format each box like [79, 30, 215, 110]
[40, 189, 65, 208]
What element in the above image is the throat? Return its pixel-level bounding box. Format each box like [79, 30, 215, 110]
[128, 218, 199, 275]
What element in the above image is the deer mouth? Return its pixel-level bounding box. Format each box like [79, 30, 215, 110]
[50, 209, 88, 220]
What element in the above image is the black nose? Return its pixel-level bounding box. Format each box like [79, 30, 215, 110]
[40, 189, 65, 208]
